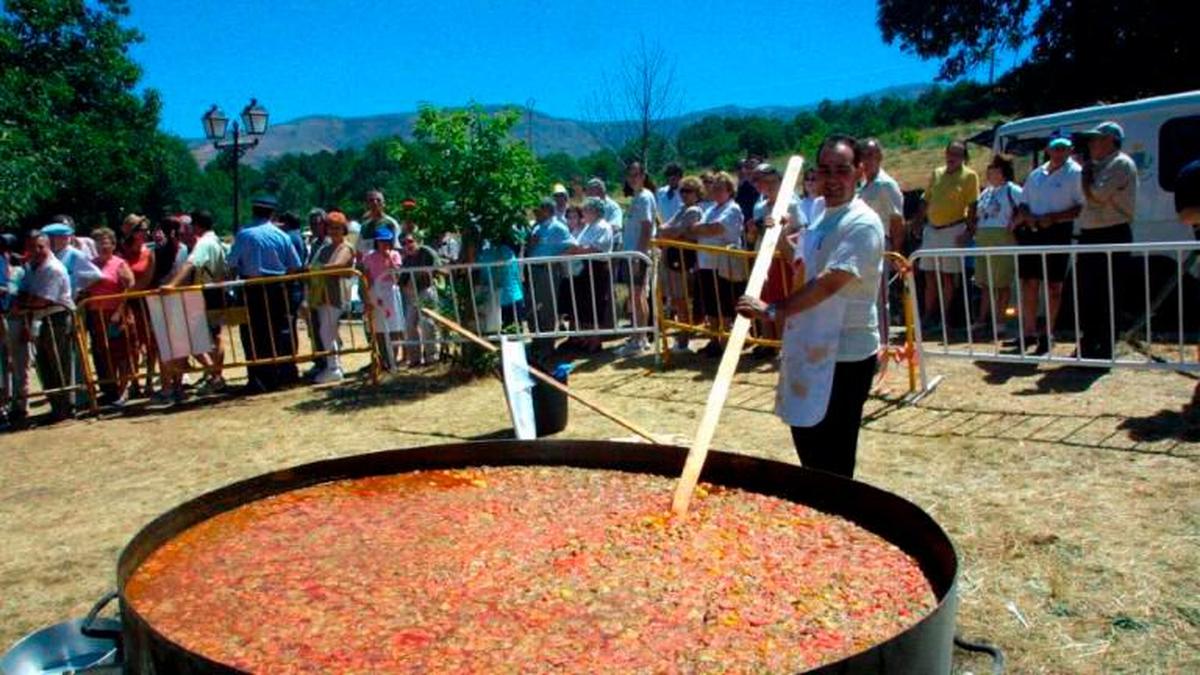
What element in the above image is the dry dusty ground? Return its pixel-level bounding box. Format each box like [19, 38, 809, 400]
[1, 345, 1198, 673]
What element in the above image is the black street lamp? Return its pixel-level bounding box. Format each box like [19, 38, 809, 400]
[202, 98, 270, 231]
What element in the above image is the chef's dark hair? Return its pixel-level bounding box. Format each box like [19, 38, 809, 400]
[821, 134, 862, 164]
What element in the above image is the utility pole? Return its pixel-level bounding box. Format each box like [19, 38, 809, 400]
[526, 98, 536, 154]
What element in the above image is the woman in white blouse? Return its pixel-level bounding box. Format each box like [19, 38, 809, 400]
[973, 155, 1023, 335]
[564, 199, 614, 353]
[683, 171, 744, 357]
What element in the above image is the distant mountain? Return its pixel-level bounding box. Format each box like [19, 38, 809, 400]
[188, 83, 931, 167]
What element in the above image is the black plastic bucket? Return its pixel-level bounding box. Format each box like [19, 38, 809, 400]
[531, 372, 568, 437]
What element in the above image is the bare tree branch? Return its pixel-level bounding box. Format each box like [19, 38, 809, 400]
[581, 34, 683, 167]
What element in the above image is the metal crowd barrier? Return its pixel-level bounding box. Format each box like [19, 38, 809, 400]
[652, 238, 783, 363]
[1, 308, 94, 418]
[652, 239, 929, 400]
[909, 241, 1200, 371]
[74, 268, 379, 407]
[379, 251, 658, 360]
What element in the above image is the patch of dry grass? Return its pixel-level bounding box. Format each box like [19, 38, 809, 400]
[1, 348, 1198, 673]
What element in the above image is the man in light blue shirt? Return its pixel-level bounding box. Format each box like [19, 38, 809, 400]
[525, 199, 576, 344]
[228, 196, 303, 392]
[44, 223, 100, 299]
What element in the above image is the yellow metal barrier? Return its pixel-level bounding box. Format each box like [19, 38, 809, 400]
[1, 308, 96, 417]
[651, 239, 923, 399]
[73, 268, 379, 407]
[652, 238, 789, 367]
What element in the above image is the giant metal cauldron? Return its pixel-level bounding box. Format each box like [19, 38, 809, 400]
[102, 440, 959, 674]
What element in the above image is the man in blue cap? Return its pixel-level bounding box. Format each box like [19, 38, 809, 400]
[1013, 133, 1085, 354]
[1077, 121, 1139, 360]
[43, 222, 100, 299]
[44, 221, 100, 408]
[228, 195, 303, 392]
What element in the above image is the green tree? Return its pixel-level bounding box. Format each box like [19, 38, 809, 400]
[394, 105, 544, 259]
[0, 0, 174, 229]
[877, 0, 1200, 113]
[576, 149, 624, 187]
[676, 116, 740, 169]
[540, 152, 582, 186]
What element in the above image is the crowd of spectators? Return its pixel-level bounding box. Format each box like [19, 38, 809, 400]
[0, 122, 1175, 429]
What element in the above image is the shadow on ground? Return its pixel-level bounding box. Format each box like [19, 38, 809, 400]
[1119, 383, 1200, 444]
[973, 360, 1108, 393]
[286, 369, 467, 413]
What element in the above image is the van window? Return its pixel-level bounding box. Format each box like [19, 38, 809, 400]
[1160, 115, 1200, 191]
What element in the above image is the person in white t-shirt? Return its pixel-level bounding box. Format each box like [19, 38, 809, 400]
[737, 135, 884, 478]
[616, 161, 658, 356]
[858, 138, 905, 251]
[683, 171, 744, 357]
[656, 163, 684, 223]
[798, 167, 826, 227]
[973, 155, 1023, 334]
[1013, 135, 1084, 354]
[565, 199, 614, 353]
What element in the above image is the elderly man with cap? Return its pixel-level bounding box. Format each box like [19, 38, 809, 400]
[551, 184, 570, 224]
[525, 197, 576, 353]
[13, 231, 77, 421]
[44, 222, 100, 300]
[1076, 121, 1139, 360]
[585, 178, 623, 250]
[1013, 133, 1085, 355]
[45, 221, 100, 408]
[227, 195, 303, 393]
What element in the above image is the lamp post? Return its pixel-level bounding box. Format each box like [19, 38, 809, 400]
[201, 98, 269, 231]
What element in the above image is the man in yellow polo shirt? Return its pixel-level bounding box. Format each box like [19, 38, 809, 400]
[915, 140, 979, 328]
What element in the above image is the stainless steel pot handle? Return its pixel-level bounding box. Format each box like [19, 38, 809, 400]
[80, 590, 122, 643]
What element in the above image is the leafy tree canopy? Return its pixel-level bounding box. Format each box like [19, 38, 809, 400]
[393, 106, 544, 258]
[0, 0, 195, 229]
[878, 0, 1199, 112]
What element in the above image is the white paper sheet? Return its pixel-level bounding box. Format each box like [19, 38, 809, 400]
[145, 291, 212, 361]
[500, 336, 537, 439]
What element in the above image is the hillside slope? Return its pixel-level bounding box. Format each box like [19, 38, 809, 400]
[188, 83, 932, 167]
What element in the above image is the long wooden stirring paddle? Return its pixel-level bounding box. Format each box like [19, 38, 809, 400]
[672, 155, 805, 516]
[421, 308, 659, 443]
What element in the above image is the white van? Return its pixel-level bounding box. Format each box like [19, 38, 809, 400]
[993, 90, 1200, 242]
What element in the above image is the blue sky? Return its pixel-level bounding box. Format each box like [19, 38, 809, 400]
[127, 0, 1014, 138]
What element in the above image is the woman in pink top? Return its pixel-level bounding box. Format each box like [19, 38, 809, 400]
[120, 215, 158, 395]
[84, 227, 136, 405]
[361, 227, 406, 371]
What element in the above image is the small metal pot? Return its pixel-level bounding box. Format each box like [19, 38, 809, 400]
[1, 592, 121, 675]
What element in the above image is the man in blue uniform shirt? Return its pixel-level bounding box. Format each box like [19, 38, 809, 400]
[228, 196, 303, 392]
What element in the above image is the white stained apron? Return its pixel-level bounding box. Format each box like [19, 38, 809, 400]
[775, 228, 848, 427]
[368, 273, 406, 334]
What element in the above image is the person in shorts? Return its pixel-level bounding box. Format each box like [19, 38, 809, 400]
[1013, 135, 1085, 354]
[915, 141, 979, 328]
[616, 161, 658, 357]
